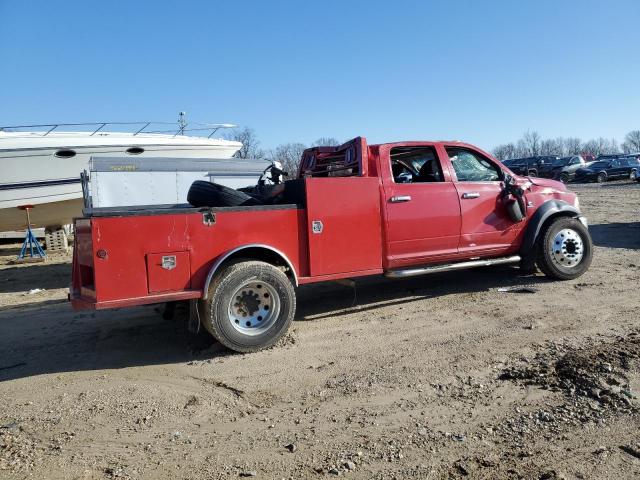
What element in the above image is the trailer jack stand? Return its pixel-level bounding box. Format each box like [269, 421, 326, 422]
[17, 206, 46, 261]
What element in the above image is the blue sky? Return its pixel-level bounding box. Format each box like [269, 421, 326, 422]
[1, 0, 638, 150]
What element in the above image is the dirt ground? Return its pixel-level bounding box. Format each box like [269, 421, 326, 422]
[1, 181, 639, 480]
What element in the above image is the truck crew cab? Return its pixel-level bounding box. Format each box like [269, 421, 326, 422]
[70, 137, 592, 352]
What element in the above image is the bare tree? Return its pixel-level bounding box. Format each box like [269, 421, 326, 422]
[312, 137, 341, 147]
[581, 137, 618, 156]
[493, 131, 635, 160]
[224, 127, 266, 159]
[521, 130, 541, 156]
[268, 142, 308, 176]
[492, 143, 517, 160]
[624, 130, 640, 152]
[564, 137, 582, 155]
[539, 138, 563, 156]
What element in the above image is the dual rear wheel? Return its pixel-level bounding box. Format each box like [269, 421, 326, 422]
[201, 261, 296, 353]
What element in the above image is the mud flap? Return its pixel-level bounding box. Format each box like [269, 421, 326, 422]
[188, 299, 201, 334]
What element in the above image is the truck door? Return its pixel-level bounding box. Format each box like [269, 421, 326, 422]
[444, 146, 520, 254]
[381, 144, 462, 269]
[609, 159, 625, 179]
[303, 137, 383, 278]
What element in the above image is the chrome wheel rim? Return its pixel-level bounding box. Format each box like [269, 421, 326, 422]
[550, 228, 584, 268]
[227, 279, 280, 335]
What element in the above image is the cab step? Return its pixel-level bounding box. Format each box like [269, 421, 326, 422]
[384, 255, 521, 279]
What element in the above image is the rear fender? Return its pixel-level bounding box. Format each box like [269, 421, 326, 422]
[520, 200, 581, 262]
[202, 244, 298, 300]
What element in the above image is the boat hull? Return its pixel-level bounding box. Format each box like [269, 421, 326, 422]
[0, 137, 243, 231]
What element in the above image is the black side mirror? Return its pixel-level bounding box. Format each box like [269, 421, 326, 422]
[503, 172, 515, 185]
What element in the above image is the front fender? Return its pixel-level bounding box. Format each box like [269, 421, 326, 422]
[520, 200, 581, 261]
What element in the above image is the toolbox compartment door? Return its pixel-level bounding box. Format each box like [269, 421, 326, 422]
[146, 251, 191, 293]
[305, 177, 382, 277]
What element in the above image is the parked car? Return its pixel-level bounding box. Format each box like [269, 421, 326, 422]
[539, 155, 587, 183]
[574, 157, 639, 183]
[627, 155, 640, 181]
[70, 137, 593, 352]
[502, 156, 556, 177]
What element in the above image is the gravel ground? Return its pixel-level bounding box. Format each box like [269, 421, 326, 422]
[0, 181, 639, 480]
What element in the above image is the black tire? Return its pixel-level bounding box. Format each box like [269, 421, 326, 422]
[201, 261, 296, 353]
[596, 172, 606, 183]
[187, 180, 261, 208]
[528, 170, 537, 177]
[559, 173, 569, 184]
[535, 216, 592, 280]
[630, 169, 637, 181]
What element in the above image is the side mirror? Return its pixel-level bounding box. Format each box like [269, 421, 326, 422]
[503, 172, 515, 185]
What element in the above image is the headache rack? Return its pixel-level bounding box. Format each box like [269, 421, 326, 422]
[299, 137, 366, 177]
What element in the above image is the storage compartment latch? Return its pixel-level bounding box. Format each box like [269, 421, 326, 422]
[202, 210, 216, 226]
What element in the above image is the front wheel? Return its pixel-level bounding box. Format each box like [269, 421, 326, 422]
[559, 173, 569, 183]
[202, 260, 296, 353]
[535, 217, 592, 280]
[630, 170, 637, 181]
[596, 172, 606, 183]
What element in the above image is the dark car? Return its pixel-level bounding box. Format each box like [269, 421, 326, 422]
[574, 157, 640, 183]
[540, 155, 587, 183]
[503, 156, 556, 177]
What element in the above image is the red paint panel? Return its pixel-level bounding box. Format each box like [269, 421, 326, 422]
[305, 177, 382, 276]
[453, 182, 521, 253]
[383, 182, 462, 267]
[146, 251, 191, 293]
[89, 207, 307, 304]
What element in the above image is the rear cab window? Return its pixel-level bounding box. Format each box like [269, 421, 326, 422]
[389, 146, 444, 183]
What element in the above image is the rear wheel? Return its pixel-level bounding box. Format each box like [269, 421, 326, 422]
[596, 172, 606, 183]
[630, 170, 637, 181]
[535, 217, 592, 280]
[202, 261, 296, 353]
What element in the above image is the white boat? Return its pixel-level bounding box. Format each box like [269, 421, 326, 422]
[0, 121, 243, 232]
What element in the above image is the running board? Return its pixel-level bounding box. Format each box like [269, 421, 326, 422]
[384, 255, 521, 279]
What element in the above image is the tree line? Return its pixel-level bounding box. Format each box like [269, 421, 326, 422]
[492, 130, 640, 161]
[226, 127, 640, 170]
[225, 127, 339, 175]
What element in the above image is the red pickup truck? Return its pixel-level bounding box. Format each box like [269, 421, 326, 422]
[70, 137, 592, 352]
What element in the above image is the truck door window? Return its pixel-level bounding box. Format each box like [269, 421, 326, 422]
[446, 147, 501, 182]
[390, 147, 443, 183]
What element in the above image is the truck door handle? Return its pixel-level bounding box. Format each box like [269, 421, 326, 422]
[390, 195, 412, 203]
[462, 192, 480, 199]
